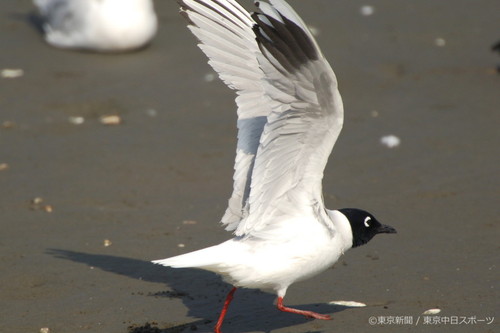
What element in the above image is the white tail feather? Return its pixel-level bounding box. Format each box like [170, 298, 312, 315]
[152, 242, 232, 269]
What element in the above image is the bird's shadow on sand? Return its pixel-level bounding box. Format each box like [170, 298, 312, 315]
[47, 249, 352, 333]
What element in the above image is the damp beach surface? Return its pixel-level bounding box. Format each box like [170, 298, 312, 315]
[0, 1, 498, 332]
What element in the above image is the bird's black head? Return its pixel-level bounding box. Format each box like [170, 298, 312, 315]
[339, 208, 397, 248]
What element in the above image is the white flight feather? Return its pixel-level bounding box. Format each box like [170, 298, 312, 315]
[178, 0, 344, 238]
[234, 2, 343, 237]
[181, 0, 272, 228]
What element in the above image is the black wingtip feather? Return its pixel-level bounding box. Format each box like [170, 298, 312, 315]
[281, 15, 319, 61]
[252, 5, 319, 73]
[253, 13, 303, 70]
[253, 22, 296, 73]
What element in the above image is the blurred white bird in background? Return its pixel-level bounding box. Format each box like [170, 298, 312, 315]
[33, 0, 157, 52]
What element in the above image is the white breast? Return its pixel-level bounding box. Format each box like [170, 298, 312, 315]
[216, 213, 352, 296]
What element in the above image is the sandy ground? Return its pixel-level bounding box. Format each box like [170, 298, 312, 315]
[0, 1, 498, 332]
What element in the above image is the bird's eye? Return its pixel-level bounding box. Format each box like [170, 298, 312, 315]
[364, 216, 371, 227]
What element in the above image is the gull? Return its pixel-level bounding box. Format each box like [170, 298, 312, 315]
[33, 0, 157, 52]
[153, 0, 397, 332]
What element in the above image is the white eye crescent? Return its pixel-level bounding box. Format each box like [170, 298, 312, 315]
[364, 216, 371, 227]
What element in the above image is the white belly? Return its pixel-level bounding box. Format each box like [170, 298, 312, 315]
[217, 220, 348, 296]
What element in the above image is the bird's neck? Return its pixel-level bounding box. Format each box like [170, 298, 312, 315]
[326, 209, 354, 252]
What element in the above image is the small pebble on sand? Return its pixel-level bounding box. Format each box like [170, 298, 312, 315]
[68, 116, 85, 125]
[204, 73, 216, 82]
[1, 68, 24, 78]
[380, 135, 401, 148]
[99, 115, 122, 125]
[360, 5, 375, 16]
[1, 121, 16, 128]
[32, 197, 44, 205]
[434, 38, 446, 47]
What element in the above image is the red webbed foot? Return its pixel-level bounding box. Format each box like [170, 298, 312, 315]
[277, 297, 332, 320]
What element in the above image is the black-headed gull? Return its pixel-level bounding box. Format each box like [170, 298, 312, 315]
[33, 0, 157, 52]
[153, 0, 396, 332]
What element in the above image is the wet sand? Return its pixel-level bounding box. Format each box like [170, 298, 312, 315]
[0, 1, 498, 332]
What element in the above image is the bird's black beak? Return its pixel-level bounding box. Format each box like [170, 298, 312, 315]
[377, 224, 397, 234]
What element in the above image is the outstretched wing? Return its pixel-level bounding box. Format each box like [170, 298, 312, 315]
[177, 0, 276, 230]
[234, 0, 344, 237]
[178, 0, 344, 237]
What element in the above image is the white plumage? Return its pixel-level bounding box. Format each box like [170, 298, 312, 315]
[157, 211, 353, 295]
[153, 1, 396, 332]
[33, 0, 157, 52]
[156, 0, 344, 302]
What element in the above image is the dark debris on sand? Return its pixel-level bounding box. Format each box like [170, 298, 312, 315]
[128, 320, 212, 333]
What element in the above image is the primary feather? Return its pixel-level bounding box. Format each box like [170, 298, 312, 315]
[178, 0, 343, 238]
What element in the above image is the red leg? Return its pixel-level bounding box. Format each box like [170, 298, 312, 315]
[214, 287, 237, 333]
[277, 297, 331, 320]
